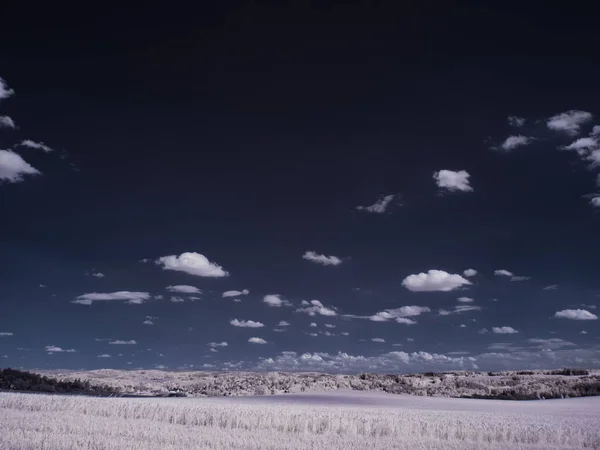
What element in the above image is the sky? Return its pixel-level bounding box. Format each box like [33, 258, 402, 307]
[1, 2, 599, 374]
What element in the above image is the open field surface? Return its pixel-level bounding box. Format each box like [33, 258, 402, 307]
[2, 390, 600, 450]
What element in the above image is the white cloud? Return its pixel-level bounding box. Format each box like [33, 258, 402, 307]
[433, 170, 473, 192]
[591, 196, 600, 208]
[508, 116, 525, 127]
[356, 194, 396, 214]
[166, 285, 201, 294]
[18, 140, 53, 153]
[97, 354, 111, 358]
[91, 272, 105, 278]
[401, 270, 471, 292]
[497, 135, 532, 151]
[45, 345, 76, 353]
[323, 323, 335, 328]
[0, 332, 14, 336]
[155, 252, 228, 277]
[543, 284, 558, 290]
[0, 116, 16, 129]
[0, 150, 40, 183]
[547, 110, 593, 135]
[143, 320, 154, 325]
[492, 326, 519, 334]
[463, 269, 477, 277]
[302, 251, 342, 266]
[555, 309, 598, 320]
[395, 318, 417, 325]
[587, 149, 600, 167]
[309, 322, 317, 327]
[296, 299, 337, 316]
[494, 269, 513, 277]
[248, 337, 267, 344]
[72, 291, 150, 305]
[222, 289, 249, 297]
[263, 294, 291, 307]
[457, 297, 474, 303]
[170, 296, 185, 303]
[0, 77, 14, 100]
[562, 137, 599, 155]
[207, 341, 228, 348]
[108, 340, 137, 345]
[277, 320, 290, 327]
[371, 338, 385, 343]
[454, 305, 481, 313]
[230, 319, 264, 328]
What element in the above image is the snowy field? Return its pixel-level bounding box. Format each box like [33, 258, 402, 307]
[2, 390, 599, 450]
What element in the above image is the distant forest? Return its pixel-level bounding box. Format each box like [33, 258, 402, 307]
[0, 368, 120, 396]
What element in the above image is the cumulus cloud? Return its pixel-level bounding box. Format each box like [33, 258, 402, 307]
[463, 269, 477, 277]
[0, 116, 16, 129]
[302, 251, 342, 266]
[0, 150, 40, 183]
[433, 169, 473, 192]
[108, 340, 137, 345]
[508, 116, 525, 127]
[356, 194, 396, 213]
[263, 294, 291, 307]
[492, 326, 519, 334]
[457, 297, 474, 303]
[296, 299, 337, 316]
[230, 319, 264, 328]
[547, 110, 593, 135]
[166, 285, 201, 294]
[72, 291, 150, 305]
[497, 135, 532, 151]
[309, 322, 317, 327]
[156, 252, 228, 277]
[0, 77, 14, 100]
[248, 337, 267, 344]
[222, 289, 249, 297]
[45, 345, 76, 353]
[207, 341, 228, 348]
[18, 140, 53, 153]
[402, 270, 471, 292]
[555, 309, 598, 320]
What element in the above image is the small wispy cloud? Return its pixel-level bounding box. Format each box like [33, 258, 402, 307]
[97, 354, 111, 358]
[155, 252, 229, 277]
[463, 269, 477, 277]
[402, 270, 471, 292]
[92, 272, 105, 278]
[18, 140, 53, 153]
[371, 338, 385, 343]
[207, 341, 228, 348]
[302, 251, 342, 266]
[0, 332, 14, 336]
[508, 116, 525, 127]
[263, 294, 291, 307]
[278, 320, 290, 327]
[230, 319, 264, 328]
[222, 289, 249, 298]
[248, 337, 267, 344]
[457, 297, 474, 303]
[492, 326, 518, 334]
[0, 116, 16, 129]
[45, 345, 76, 353]
[72, 291, 150, 305]
[356, 194, 396, 214]
[0, 150, 40, 183]
[547, 110, 593, 136]
[166, 285, 201, 294]
[554, 309, 598, 320]
[543, 284, 558, 290]
[108, 340, 137, 345]
[170, 296, 185, 303]
[496, 135, 533, 151]
[433, 170, 473, 192]
[0, 77, 14, 100]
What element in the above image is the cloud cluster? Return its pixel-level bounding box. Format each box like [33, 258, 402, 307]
[402, 270, 471, 292]
[296, 299, 337, 316]
[45, 345, 76, 354]
[230, 319, 264, 328]
[72, 291, 150, 305]
[302, 251, 342, 266]
[547, 110, 593, 136]
[156, 252, 228, 277]
[433, 170, 473, 192]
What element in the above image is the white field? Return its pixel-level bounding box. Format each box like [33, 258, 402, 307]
[1, 390, 599, 450]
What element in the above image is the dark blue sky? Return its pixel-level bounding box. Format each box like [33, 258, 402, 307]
[1, 2, 599, 373]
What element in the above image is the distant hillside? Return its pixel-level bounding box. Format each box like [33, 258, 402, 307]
[34, 367, 600, 400]
[0, 368, 120, 396]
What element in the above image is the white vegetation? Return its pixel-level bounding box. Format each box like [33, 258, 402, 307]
[1, 390, 599, 450]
